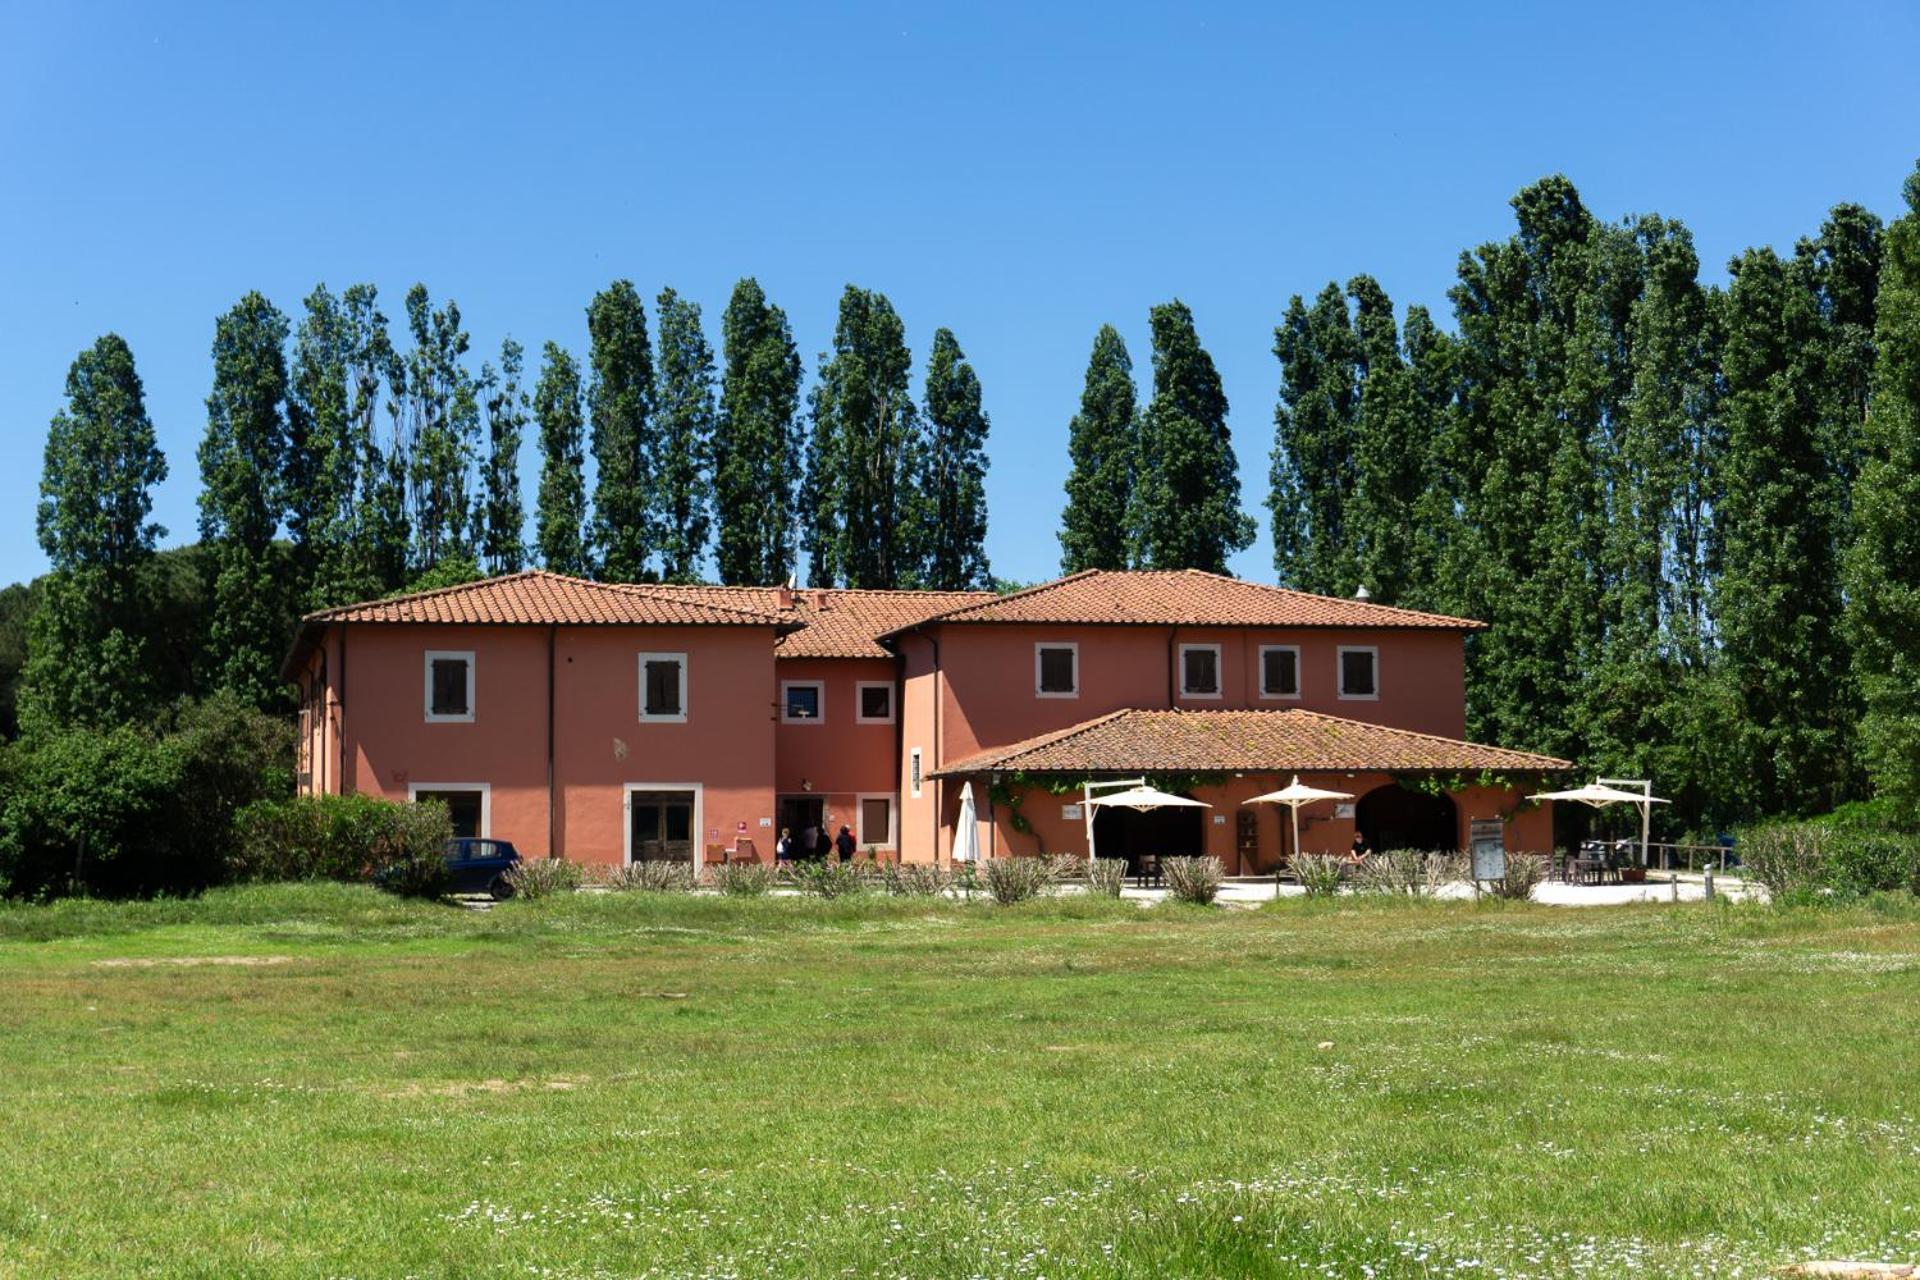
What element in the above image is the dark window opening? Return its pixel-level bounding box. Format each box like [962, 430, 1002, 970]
[1263, 648, 1298, 696]
[1182, 647, 1219, 695]
[416, 789, 483, 839]
[1341, 650, 1377, 697]
[784, 684, 821, 720]
[860, 684, 892, 720]
[430, 658, 469, 717]
[643, 659, 683, 717]
[1038, 646, 1076, 694]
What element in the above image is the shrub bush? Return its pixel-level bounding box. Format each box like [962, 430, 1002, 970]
[880, 861, 949, 897]
[367, 800, 457, 898]
[1481, 852, 1547, 901]
[709, 862, 776, 897]
[983, 855, 1056, 905]
[789, 859, 868, 899]
[502, 857, 583, 900]
[1354, 850, 1463, 897]
[230, 792, 438, 883]
[1291, 854, 1346, 898]
[594, 861, 696, 893]
[1085, 857, 1127, 898]
[1739, 819, 1920, 901]
[1162, 855, 1225, 905]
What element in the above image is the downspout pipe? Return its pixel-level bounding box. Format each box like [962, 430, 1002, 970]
[547, 624, 557, 860]
[929, 630, 942, 865]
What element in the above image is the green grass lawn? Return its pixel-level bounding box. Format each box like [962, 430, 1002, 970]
[1, 885, 1917, 1278]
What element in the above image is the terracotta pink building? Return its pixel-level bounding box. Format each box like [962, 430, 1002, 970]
[286, 568, 1566, 874]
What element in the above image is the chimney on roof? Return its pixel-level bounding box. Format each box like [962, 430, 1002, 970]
[1354, 585, 1372, 601]
[810, 589, 831, 610]
[775, 583, 794, 610]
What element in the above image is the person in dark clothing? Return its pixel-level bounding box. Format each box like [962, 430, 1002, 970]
[834, 825, 857, 861]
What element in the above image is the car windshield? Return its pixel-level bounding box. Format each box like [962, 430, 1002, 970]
[448, 840, 503, 862]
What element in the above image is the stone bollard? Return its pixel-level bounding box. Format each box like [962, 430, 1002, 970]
[1704, 865, 1716, 902]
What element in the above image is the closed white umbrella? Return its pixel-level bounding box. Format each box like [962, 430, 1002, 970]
[952, 781, 981, 864]
[1246, 775, 1355, 864]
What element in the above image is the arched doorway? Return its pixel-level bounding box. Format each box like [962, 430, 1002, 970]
[1356, 784, 1458, 853]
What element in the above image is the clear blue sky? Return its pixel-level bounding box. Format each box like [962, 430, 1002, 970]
[3, 1, 1916, 587]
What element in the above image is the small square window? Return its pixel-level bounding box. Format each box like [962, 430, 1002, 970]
[1339, 647, 1378, 699]
[1036, 644, 1078, 697]
[639, 653, 687, 721]
[857, 683, 894, 723]
[1261, 646, 1300, 698]
[1180, 644, 1221, 697]
[782, 681, 823, 722]
[424, 651, 474, 722]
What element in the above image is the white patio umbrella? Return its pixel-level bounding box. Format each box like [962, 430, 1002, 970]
[1245, 775, 1355, 863]
[952, 781, 981, 864]
[1081, 781, 1211, 861]
[1529, 779, 1669, 867]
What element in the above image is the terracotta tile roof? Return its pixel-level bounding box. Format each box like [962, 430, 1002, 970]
[304, 570, 791, 628]
[881, 569, 1485, 635]
[933, 708, 1569, 776]
[640, 585, 996, 659]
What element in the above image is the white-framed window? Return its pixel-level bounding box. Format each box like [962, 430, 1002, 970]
[856, 681, 895, 724]
[407, 782, 491, 838]
[781, 680, 825, 724]
[1035, 642, 1079, 697]
[1179, 643, 1223, 698]
[638, 652, 688, 722]
[1259, 645, 1302, 699]
[909, 748, 924, 799]
[1338, 645, 1379, 700]
[856, 793, 895, 849]
[424, 650, 475, 723]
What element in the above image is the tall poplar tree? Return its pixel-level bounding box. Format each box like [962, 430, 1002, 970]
[533, 342, 588, 576]
[1132, 300, 1253, 573]
[652, 288, 716, 583]
[803, 286, 923, 588]
[1058, 325, 1138, 573]
[198, 292, 292, 707]
[347, 286, 409, 595]
[1269, 283, 1359, 595]
[289, 284, 362, 608]
[1846, 163, 1920, 824]
[714, 278, 803, 585]
[19, 335, 169, 734]
[396, 285, 479, 575]
[587, 281, 656, 582]
[918, 327, 992, 589]
[476, 338, 528, 574]
[1715, 246, 1854, 814]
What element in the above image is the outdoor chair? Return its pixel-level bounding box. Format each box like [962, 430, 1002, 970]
[1133, 854, 1162, 888]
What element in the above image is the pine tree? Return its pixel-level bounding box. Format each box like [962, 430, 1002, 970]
[652, 288, 716, 583]
[477, 338, 528, 574]
[1846, 163, 1920, 824]
[533, 342, 589, 576]
[803, 286, 923, 588]
[918, 328, 992, 589]
[396, 285, 479, 575]
[1715, 246, 1854, 814]
[19, 335, 169, 734]
[587, 281, 656, 582]
[1132, 300, 1254, 573]
[1058, 325, 1138, 573]
[198, 291, 292, 707]
[1268, 284, 1359, 595]
[714, 278, 803, 586]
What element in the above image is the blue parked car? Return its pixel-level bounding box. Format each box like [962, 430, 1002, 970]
[445, 837, 522, 899]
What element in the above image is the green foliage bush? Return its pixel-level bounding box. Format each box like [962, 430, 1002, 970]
[231, 792, 439, 883]
[1740, 817, 1920, 902]
[880, 861, 949, 897]
[1481, 852, 1547, 901]
[594, 861, 696, 893]
[983, 855, 1058, 905]
[1085, 857, 1127, 898]
[1291, 854, 1346, 898]
[0, 692, 292, 899]
[788, 859, 869, 899]
[1354, 850, 1464, 897]
[503, 857, 583, 900]
[1162, 855, 1225, 905]
[708, 862, 776, 897]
